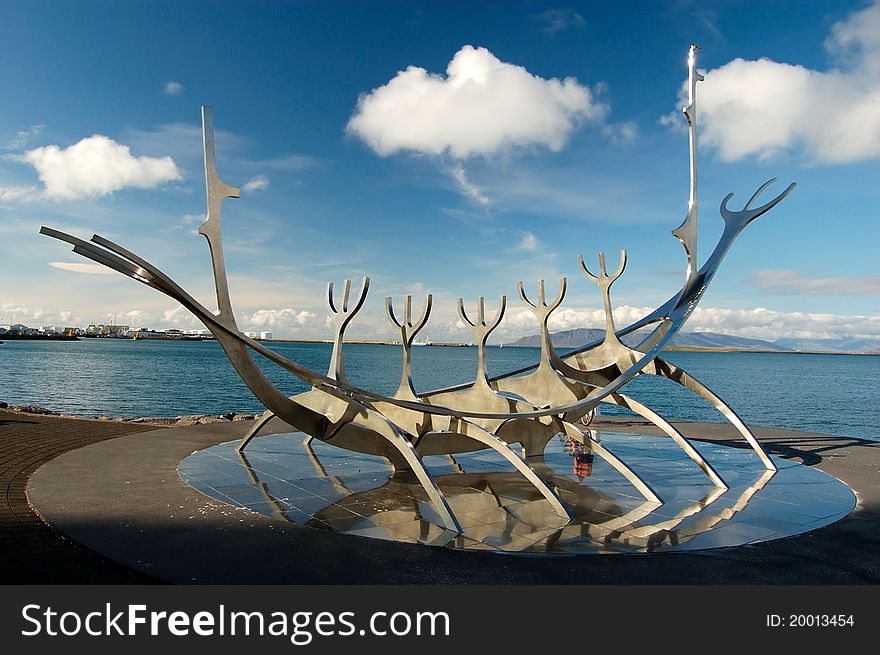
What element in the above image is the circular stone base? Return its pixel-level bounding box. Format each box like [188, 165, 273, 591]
[179, 432, 855, 555]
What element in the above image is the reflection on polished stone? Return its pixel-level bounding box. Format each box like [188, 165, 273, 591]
[178, 431, 855, 554]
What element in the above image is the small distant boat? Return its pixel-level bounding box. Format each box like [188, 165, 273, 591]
[412, 339, 432, 346]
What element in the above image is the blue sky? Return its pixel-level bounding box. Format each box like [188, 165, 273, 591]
[1, 1, 878, 343]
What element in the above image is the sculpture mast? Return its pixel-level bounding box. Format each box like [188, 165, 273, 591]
[199, 106, 241, 326]
[671, 44, 704, 283]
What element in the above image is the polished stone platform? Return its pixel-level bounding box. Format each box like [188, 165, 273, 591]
[26, 417, 880, 583]
[179, 431, 854, 554]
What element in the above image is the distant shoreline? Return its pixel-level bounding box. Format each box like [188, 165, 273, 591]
[3, 335, 875, 355]
[0, 333, 80, 341]
[261, 338, 473, 347]
[660, 346, 879, 356]
[263, 340, 879, 356]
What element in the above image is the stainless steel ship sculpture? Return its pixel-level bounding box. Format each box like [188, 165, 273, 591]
[42, 46, 795, 533]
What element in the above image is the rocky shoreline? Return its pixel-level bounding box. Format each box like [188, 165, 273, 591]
[0, 401, 257, 427]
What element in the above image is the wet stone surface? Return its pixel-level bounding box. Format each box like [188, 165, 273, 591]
[178, 431, 856, 555]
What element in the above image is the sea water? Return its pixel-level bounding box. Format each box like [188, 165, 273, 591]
[1, 339, 878, 441]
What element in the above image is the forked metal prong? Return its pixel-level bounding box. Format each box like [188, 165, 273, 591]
[578, 254, 598, 284]
[327, 277, 369, 321]
[457, 296, 506, 387]
[385, 296, 400, 328]
[580, 251, 627, 291]
[457, 297, 474, 328]
[518, 278, 566, 314]
[387, 293, 432, 400]
[387, 294, 432, 339]
[744, 177, 777, 211]
[720, 178, 797, 229]
[458, 296, 505, 334]
[341, 279, 351, 312]
[326, 277, 370, 383]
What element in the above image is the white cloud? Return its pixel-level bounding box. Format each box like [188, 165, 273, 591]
[687, 307, 880, 341]
[0, 303, 213, 332]
[4, 298, 878, 343]
[515, 231, 540, 252]
[5, 124, 45, 150]
[348, 45, 608, 159]
[163, 81, 184, 95]
[49, 261, 116, 275]
[16, 135, 181, 200]
[492, 304, 880, 342]
[0, 184, 37, 203]
[678, 1, 880, 163]
[125, 310, 153, 327]
[448, 164, 489, 206]
[497, 305, 652, 338]
[606, 120, 638, 145]
[241, 308, 318, 330]
[162, 306, 202, 328]
[826, 0, 880, 76]
[243, 175, 270, 193]
[0, 302, 82, 328]
[750, 269, 880, 295]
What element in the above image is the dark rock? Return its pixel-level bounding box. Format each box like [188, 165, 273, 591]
[11, 405, 61, 416]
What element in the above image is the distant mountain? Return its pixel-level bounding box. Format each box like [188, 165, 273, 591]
[674, 332, 792, 351]
[510, 329, 880, 353]
[771, 337, 880, 354]
[510, 329, 791, 352]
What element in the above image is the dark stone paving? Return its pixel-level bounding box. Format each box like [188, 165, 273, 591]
[0, 409, 161, 583]
[24, 414, 880, 584]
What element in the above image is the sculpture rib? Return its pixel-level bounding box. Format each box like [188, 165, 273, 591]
[341, 406, 461, 534]
[559, 421, 662, 504]
[603, 393, 728, 488]
[650, 358, 776, 471]
[428, 418, 571, 520]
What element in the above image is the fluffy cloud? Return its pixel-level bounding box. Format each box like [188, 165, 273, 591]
[491, 304, 880, 342]
[4, 300, 878, 343]
[163, 81, 184, 95]
[243, 175, 270, 193]
[17, 135, 181, 200]
[682, 1, 880, 163]
[241, 308, 318, 330]
[493, 305, 656, 339]
[687, 307, 880, 341]
[162, 306, 202, 328]
[348, 45, 607, 159]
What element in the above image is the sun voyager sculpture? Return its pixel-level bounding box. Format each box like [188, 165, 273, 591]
[43, 47, 796, 534]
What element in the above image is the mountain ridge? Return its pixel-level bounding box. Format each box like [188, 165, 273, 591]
[508, 329, 878, 354]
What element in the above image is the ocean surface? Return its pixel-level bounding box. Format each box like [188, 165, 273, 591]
[1, 338, 878, 441]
